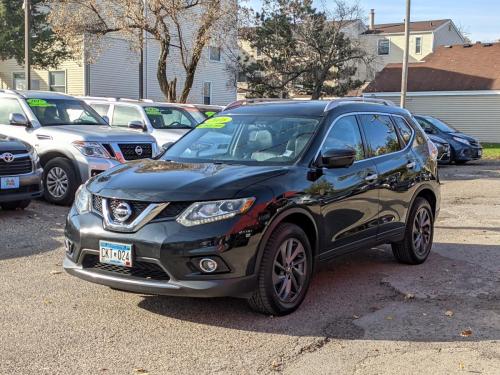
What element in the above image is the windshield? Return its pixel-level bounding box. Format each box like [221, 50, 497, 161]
[144, 106, 197, 129]
[181, 107, 208, 124]
[27, 98, 106, 126]
[163, 114, 321, 165]
[425, 116, 457, 133]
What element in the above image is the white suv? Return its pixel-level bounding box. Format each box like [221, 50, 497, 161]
[0, 90, 158, 205]
[83, 98, 204, 148]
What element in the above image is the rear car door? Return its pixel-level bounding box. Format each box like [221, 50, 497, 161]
[358, 113, 418, 240]
[315, 114, 380, 257]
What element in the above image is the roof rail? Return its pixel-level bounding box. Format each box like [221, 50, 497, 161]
[0, 89, 23, 97]
[78, 96, 154, 103]
[324, 97, 396, 112]
[224, 98, 288, 111]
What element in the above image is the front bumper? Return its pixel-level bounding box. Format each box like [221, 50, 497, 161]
[76, 156, 122, 182]
[63, 208, 262, 298]
[0, 167, 43, 202]
[453, 145, 482, 161]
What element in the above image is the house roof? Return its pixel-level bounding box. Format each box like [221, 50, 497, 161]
[362, 19, 450, 34]
[364, 42, 500, 92]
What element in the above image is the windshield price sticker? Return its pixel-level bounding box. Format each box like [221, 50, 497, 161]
[145, 107, 161, 115]
[198, 116, 232, 129]
[26, 99, 55, 107]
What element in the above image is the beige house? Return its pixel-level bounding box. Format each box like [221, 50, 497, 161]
[364, 42, 500, 143]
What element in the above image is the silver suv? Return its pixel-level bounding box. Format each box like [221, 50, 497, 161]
[0, 90, 158, 205]
[82, 97, 203, 148]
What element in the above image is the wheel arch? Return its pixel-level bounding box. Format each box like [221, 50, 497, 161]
[409, 185, 438, 219]
[39, 150, 82, 183]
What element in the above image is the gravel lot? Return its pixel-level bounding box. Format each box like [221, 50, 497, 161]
[1, 161, 499, 375]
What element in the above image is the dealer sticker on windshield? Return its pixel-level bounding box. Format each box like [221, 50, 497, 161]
[26, 98, 55, 107]
[197, 116, 232, 129]
[99, 240, 133, 267]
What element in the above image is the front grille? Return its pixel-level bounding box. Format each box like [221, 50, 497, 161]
[118, 143, 152, 160]
[82, 254, 170, 281]
[92, 195, 103, 213]
[0, 156, 32, 176]
[0, 149, 27, 155]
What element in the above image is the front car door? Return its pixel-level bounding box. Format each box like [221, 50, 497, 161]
[358, 113, 419, 241]
[313, 114, 380, 259]
[0, 97, 36, 144]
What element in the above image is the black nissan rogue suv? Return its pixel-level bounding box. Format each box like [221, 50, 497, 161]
[64, 100, 440, 315]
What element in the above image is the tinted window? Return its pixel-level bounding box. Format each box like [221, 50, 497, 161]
[112, 105, 143, 127]
[424, 116, 457, 133]
[392, 116, 413, 145]
[0, 98, 25, 125]
[415, 117, 434, 133]
[144, 107, 196, 129]
[164, 115, 320, 165]
[322, 115, 364, 161]
[359, 114, 401, 157]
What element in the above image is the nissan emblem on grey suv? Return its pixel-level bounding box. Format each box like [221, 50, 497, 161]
[135, 146, 143, 156]
[1, 152, 15, 163]
[113, 202, 132, 223]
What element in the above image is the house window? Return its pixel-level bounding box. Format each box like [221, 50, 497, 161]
[237, 72, 247, 83]
[209, 46, 221, 62]
[203, 82, 212, 105]
[377, 39, 390, 55]
[415, 37, 422, 54]
[13, 73, 26, 90]
[49, 71, 66, 92]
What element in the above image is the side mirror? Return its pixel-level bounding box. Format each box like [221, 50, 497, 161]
[128, 120, 146, 131]
[9, 113, 30, 127]
[102, 115, 110, 124]
[318, 148, 356, 168]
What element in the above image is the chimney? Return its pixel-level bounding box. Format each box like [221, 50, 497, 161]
[369, 9, 375, 30]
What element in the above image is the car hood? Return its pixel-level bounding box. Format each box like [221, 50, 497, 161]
[35, 125, 156, 143]
[428, 134, 448, 145]
[88, 159, 288, 201]
[0, 134, 30, 152]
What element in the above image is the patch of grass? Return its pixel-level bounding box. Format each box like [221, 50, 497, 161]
[482, 143, 500, 159]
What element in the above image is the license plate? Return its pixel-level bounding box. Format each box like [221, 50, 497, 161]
[478, 149, 482, 156]
[99, 240, 133, 267]
[0, 176, 19, 190]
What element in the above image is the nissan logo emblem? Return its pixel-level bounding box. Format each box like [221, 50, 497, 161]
[113, 202, 132, 223]
[0, 153, 15, 163]
[135, 146, 143, 156]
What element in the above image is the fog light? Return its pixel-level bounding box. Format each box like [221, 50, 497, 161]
[199, 258, 218, 273]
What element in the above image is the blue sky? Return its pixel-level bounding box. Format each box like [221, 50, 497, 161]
[245, 0, 499, 42]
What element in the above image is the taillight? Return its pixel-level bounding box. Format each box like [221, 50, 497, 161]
[427, 139, 438, 161]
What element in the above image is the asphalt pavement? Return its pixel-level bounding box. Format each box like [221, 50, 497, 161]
[1, 161, 499, 374]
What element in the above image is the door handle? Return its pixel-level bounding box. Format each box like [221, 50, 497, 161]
[365, 173, 378, 182]
[406, 161, 416, 169]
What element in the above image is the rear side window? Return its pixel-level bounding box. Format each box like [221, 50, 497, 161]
[392, 116, 413, 145]
[0, 98, 25, 125]
[359, 114, 401, 157]
[322, 115, 364, 161]
[112, 105, 143, 127]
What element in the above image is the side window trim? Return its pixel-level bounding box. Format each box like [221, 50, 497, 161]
[391, 115, 415, 147]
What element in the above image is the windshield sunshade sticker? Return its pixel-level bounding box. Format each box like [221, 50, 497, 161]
[197, 116, 232, 129]
[26, 99, 55, 107]
[145, 107, 161, 115]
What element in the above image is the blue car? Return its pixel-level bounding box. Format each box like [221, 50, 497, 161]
[414, 115, 482, 164]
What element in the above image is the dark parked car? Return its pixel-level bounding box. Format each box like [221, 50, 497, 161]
[428, 134, 451, 164]
[0, 134, 43, 210]
[414, 115, 482, 164]
[64, 100, 440, 315]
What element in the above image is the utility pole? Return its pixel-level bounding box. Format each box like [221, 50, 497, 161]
[400, 0, 411, 108]
[24, 0, 31, 90]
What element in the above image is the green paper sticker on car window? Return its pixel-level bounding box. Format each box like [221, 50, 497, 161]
[205, 111, 216, 118]
[145, 107, 161, 115]
[26, 98, 55, 107]
[197, 116, 232, 129]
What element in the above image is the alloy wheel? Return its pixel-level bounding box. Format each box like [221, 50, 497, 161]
[46, 166, 69, 198]
[412, 207, 432, 256]
[272, 238, 307, 303]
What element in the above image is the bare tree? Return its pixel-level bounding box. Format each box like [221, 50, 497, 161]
[48, 0, 237, 102]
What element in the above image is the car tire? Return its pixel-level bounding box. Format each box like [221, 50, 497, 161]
[43, 157, 79, 206]
[0, 200, 31, 210]
[392, 197, 434, 265]
[248, 223, 313, 316]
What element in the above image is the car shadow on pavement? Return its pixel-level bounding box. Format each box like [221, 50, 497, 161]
[0, 201, 67, 260]
[138, 243, 500, 343]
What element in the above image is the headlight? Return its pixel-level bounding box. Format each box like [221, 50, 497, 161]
[72, 141, 112, 159]
[74, 184, 91, 214]
[177, 197, 255, 227]
[453, 137, 470, 146]
[29, 148, 40, 164]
